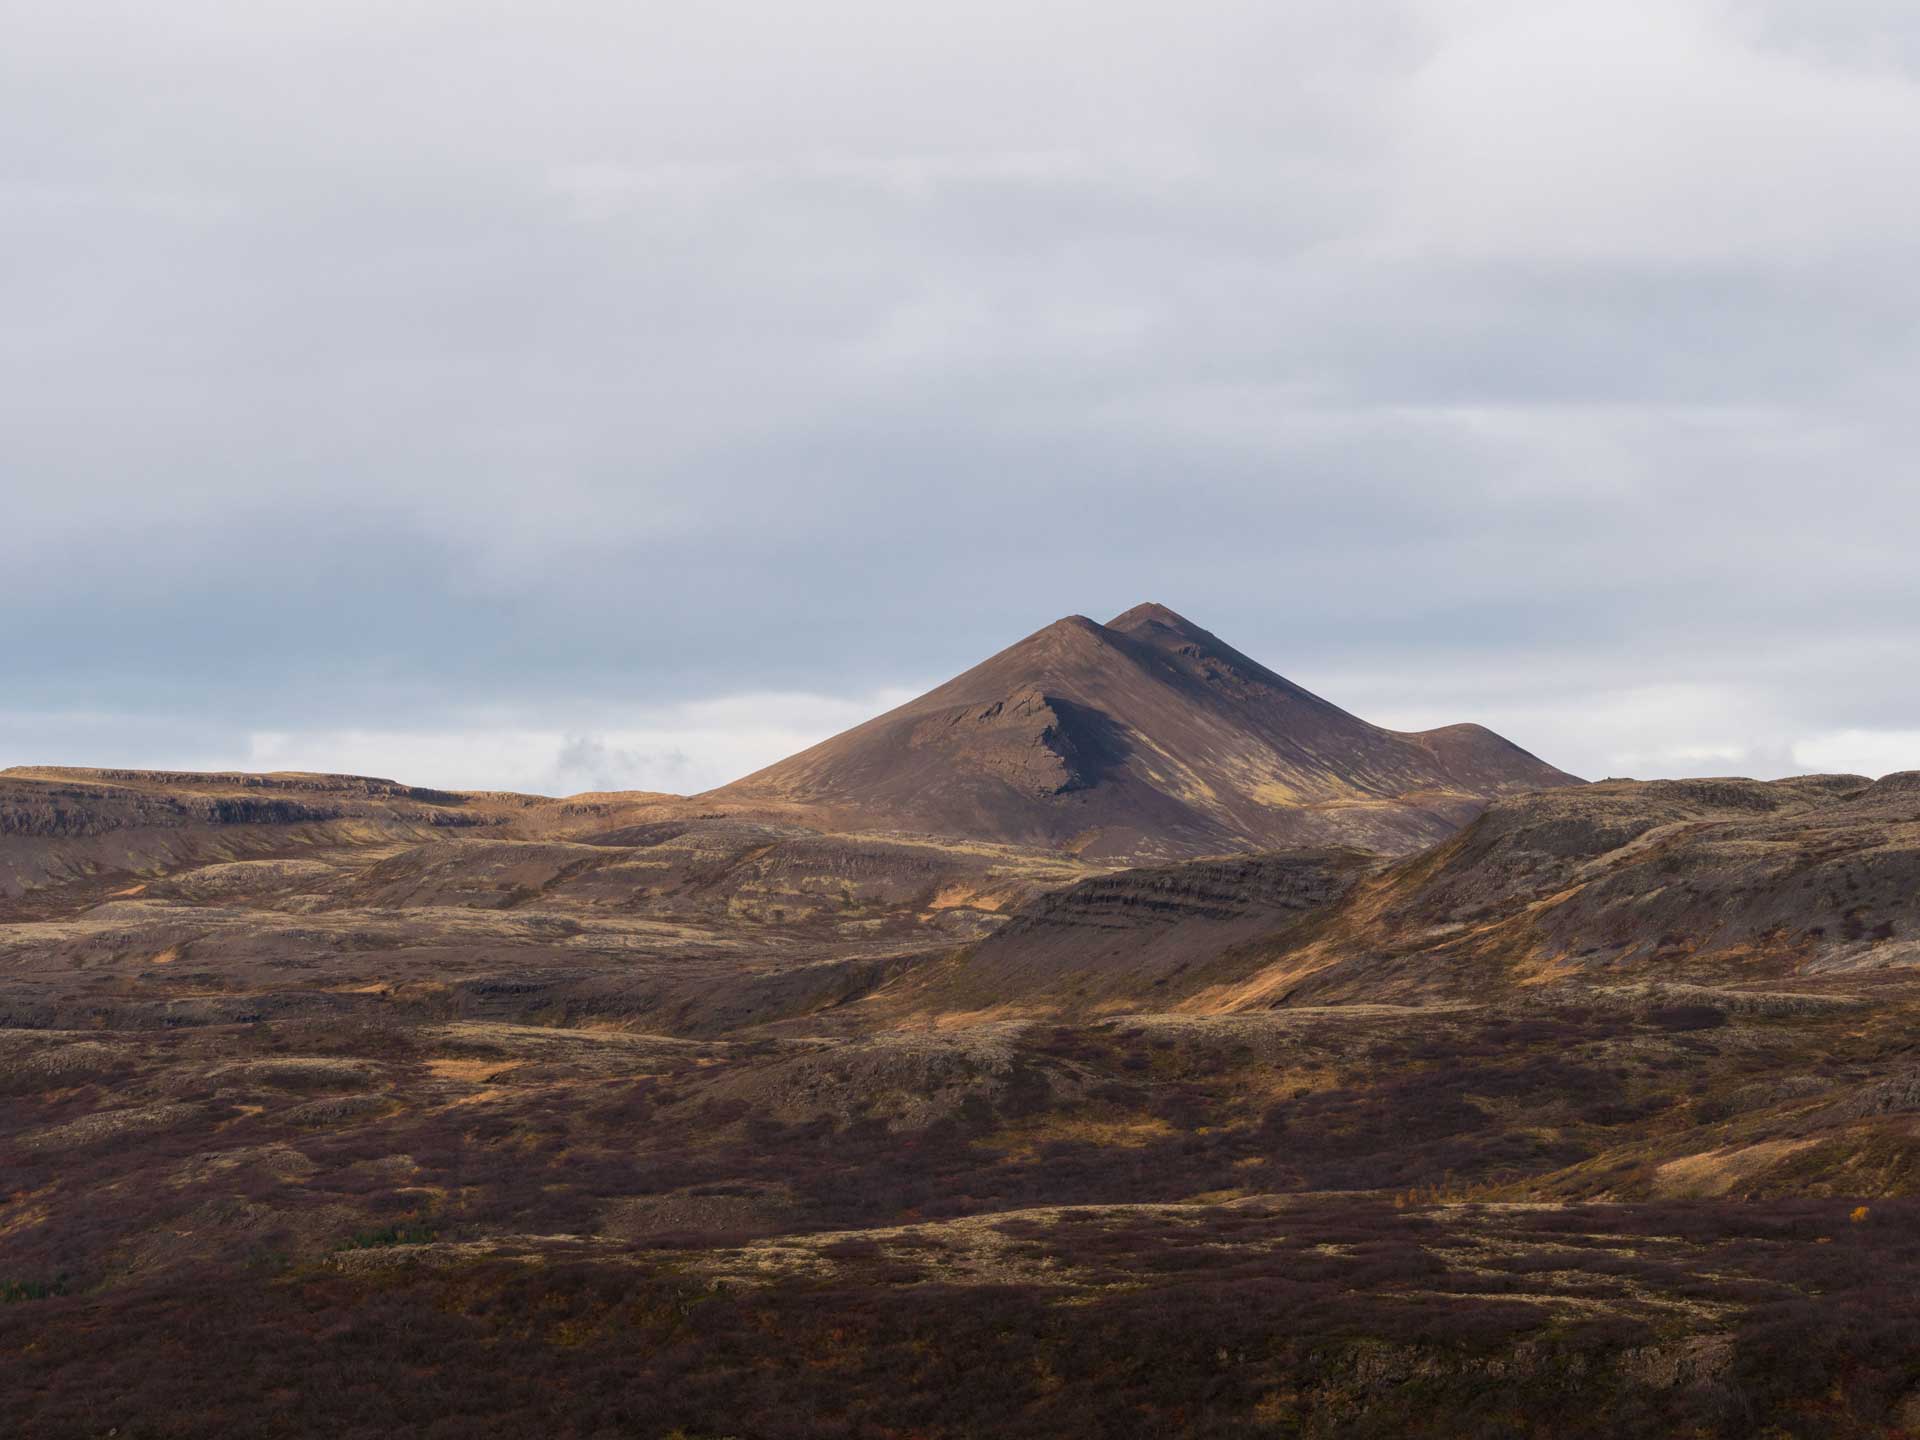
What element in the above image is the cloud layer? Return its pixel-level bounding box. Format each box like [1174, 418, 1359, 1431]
[6, 0, 1918, 790]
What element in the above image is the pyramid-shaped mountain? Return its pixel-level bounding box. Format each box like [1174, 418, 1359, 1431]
[709, 604, 1579, 859]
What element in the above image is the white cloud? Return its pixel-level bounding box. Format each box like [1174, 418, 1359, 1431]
[1792, 730, 1920, 779]
[1320, 651, 1860, 784]
[1386, 0, 1920, 261]
[234, 687, 922, 795]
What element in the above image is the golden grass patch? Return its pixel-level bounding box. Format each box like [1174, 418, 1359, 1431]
[985, 1115, 1176, 1162]
[425, 1058, 527, 1084]
[1653, 1138, 1821, 1198]
[928, 886, 1005, 913]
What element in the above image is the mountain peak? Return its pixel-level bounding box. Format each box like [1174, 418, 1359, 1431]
[1103, 603, 1249, 671]
[1034, 613, 1107, 640]
[1106, 601, 1196, 635]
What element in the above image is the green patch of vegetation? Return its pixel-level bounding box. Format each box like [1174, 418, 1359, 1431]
[337, 1213, 438, 1251]
[1, 1276, 68, 1304]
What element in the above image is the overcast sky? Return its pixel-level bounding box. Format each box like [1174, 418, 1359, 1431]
[6, 0, 1919, 794]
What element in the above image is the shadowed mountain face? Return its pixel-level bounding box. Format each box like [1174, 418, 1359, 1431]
[711, 603, 1578, 858]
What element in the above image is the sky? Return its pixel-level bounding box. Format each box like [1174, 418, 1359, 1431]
[5, 0, 1920, 795]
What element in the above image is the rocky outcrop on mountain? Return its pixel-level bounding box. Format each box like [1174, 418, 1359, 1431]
[919, 849, 1377, 1013]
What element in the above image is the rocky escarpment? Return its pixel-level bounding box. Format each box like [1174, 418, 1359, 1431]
[911, 848, 1377, 1013]
[0, 768, 483, 839]
[4, 767, 471, 804]
[0, 768, 494, 902]
[3, 785, 343, 839]
[991, 849, 1370, 935]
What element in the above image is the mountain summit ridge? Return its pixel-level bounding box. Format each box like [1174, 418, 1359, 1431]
[710, 604, 1578, 858]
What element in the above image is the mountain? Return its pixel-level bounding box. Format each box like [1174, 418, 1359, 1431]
[709, 602, 1578, 858]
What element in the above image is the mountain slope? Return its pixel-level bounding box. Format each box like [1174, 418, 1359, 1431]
[904, 771, 1920, 1021]
[710, 603, 1578, 858]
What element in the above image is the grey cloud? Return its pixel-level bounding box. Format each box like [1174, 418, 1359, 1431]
[551, 736, 697, 795]
[4, 0, 1920, 785]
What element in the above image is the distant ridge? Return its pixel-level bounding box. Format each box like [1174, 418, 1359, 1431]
[709, 603, 1579, 859]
